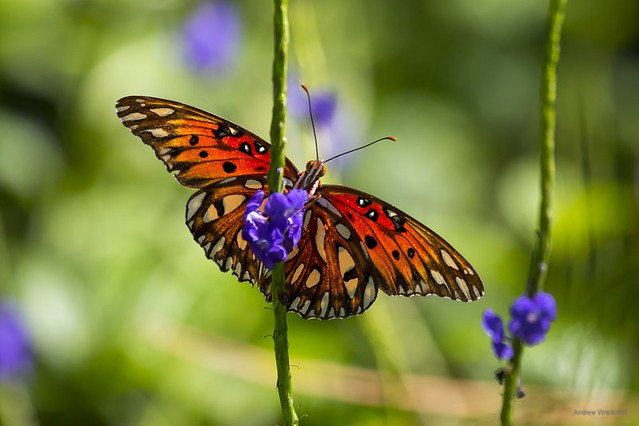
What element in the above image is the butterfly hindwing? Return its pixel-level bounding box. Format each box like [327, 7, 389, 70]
[186, 175, 271, 285]
[259, 198, 378, 319]
[116, 96, 298, 188]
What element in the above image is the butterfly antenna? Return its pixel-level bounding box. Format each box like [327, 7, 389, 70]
[301, 83, 320, 160]
[325, 136, 397, 163]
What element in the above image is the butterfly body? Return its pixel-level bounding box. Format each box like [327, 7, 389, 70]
[116, 96, 484, 319]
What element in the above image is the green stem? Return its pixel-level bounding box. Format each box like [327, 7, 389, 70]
[500, 1, 566, 424]
[268, 1, 298, 425]
[526, 0, 566, 298]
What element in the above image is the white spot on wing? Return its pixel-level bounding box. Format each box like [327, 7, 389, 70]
[337, 246, 357, 292]
[210, 237, 226, 256]
[319, 292, 330, 318]
[203, 204, 219, 223]
[335, 222, 351, 240]
[344, 279, 358, 299]
[187, 193, 206, 220]
[224, 257, 233, 270]
[362, 276, 376, 309]
[116, 105, 130, 113]
[289, 297, 301, 310]
[244, 179, 263, 190]
[315, 218, 327, 262]
[291, 263, 305, 284]
[456, 277, 471, 300]
[143, 128, 170, 138]
[430, 269, 446, 285]
[150, 107, 175, 117]
[218, 177, 237, 185]
[441, 249, 459, 270]
[121, 112, 147, 122]
[236, 232, 247, 250]
[222, 194, 246, 214]
[472, 285, 483, 298]
[360, 241, 370, 260]
[303, 210, 312, 229]
[299, 300, 311, 315]
[306, 269, 321, 288]
[317, 197, 342, 217]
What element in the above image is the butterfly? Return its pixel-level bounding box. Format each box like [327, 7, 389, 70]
[116, 96, 484, 319]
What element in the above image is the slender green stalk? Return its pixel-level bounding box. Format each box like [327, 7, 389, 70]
[526, 0, 566, 298]
[268, 1, 298, 425]
[500, 1, 567, 424]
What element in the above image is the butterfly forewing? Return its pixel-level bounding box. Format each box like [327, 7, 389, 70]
[317, 185, 484, 302]
[116, 96, 298, 188]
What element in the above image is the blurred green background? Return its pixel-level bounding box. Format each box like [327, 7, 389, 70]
[1, 0, 638, 425]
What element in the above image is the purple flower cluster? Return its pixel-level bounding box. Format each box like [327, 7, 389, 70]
[0, 302, 32, 381]
[181, 1, 241, 73]
[482, 291, 557, 360]
[242, 189, 307, 270]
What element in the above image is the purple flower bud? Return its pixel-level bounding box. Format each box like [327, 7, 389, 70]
[482, 309, 513, 360]
[0, 302, 32, 381]
[242, 189, 307, 270]
[182, 1, 241, 73]
[288, 79, 337, 128]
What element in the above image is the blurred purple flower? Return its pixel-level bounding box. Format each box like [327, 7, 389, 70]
[509, 292, 557, 345]
[482, 292, 557, 360]
[288, 81, 337, 128]
[242, 189, 307, 270]
[0, 302, 32, 381]
[482, 309, 513, 360]
[182, 1, 241, 73]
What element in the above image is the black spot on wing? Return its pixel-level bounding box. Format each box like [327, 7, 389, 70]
[365, 235, 377, 249]
[223, 161, 237, 173]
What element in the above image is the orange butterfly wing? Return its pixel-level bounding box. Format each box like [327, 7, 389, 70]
[116, 96, 299, 187]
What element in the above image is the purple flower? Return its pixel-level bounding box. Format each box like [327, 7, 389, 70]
[482, 309, 514, 360]
[242, 189, 307, 270]
[482, 292, 557, 360]
[0, 302, 32, 381]
[288, 79, 337, 128]
[509, 291, 557, 345]
[182, 1, 241, 73]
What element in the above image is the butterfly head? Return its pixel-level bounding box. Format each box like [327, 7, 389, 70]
[305, 160, 327, 178]
[294, 159, 326, 195]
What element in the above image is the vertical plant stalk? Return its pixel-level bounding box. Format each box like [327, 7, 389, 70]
[268, 0, 298, 425]
[500, 0, 567, 425]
